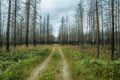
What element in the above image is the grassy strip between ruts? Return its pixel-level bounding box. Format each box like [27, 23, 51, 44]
[0, 47, 51, 80]
[38, 48, 62, 80]
[62, 46, 120, 80]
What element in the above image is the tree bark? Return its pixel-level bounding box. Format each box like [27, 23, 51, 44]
[26, 0, 30, 46]
[111, 0, 115, 60]
[33, 0, 37, 46]
[0, 0, 2, 47]
[14, 0, 17, 47]
[6, 0, 11, 51]
[96, 0, 100, 58]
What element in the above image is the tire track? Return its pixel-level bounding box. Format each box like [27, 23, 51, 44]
[58, 47, 72, 80]
[27, 47, 55, 80]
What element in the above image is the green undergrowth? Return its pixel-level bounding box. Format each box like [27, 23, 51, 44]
[38, 48, 61, 80]
[63, 47, 120, 80]
[0, 48, 50, 80]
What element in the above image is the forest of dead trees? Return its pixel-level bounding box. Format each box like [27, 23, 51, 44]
[0, 0, 54, 51]
[0, 0, 120, 60]
[58, 0, 120, 60]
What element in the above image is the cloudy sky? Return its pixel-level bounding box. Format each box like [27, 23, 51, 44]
[40, 0, 80, 37]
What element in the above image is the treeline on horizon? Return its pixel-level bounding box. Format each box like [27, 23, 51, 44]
[58, 0, 119, 60]
[0, 0, 120, 60]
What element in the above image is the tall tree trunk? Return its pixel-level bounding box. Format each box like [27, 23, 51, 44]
[6, 0, 11, 51]
[118, 0, 120, 50]
[96, 0, 100, 58]
[33, 0, 37, 46]
[26, 0, 30, 46]
[0, 0, 2, 47]
[43, 17, 46, 44]
[111, 0, 115, 60]
[61, 17, 64, 45]
[101, 0, 104, 46]
[14, 0, 17, 47]
[39, 16, 42, 44]
[80, 5, 83, 48]
[20, 17, 23, 45]
[47, 14, 49, 44]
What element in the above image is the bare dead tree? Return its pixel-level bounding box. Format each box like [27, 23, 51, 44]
[6, 0, 11, 51]
[33, 0, 37, 46]
[26, 0, 30, 46]
[0, 0, 2, 47]
[111, 0, 115, 60]
[96, 0, 100, 58]
[14, 0, 17, 47]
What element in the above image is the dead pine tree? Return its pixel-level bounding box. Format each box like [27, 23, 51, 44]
[26, 0, 30, 47]
[33, 0, 37, 46]
[6, 0, 11, 51]
[14, 0, 17, 47]
[111, 0, 115, 60]
[0, 0, 2, 47]
[96, 0, 100, 58]
[46, 14, 50, 44]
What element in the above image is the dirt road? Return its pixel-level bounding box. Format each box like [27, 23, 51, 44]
[27, 46, 72, 80]
[27, 47, 55, 80]
[58, 47, 72, 80]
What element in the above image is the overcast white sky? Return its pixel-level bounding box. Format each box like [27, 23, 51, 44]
[40, 0, 80, 37]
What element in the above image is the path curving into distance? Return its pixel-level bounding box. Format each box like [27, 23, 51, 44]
[27, 47, 55, 80]
[27, 46, 72, 80]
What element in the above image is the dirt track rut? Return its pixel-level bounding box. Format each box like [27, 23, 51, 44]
[27, 47, 55, 80]
[58, 47, 72, 80]
[27, 46, 71, 80]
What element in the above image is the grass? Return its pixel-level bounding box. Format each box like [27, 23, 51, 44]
[0, 44, 120, 80]
[0, 45, 51, 80]
[62, 45, 120, 80]
[38, 48, 62, 80]
[66, 45, 112, 60]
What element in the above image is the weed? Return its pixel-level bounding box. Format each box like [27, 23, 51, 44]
[0, 47, 50, 80]
[63, 46, 120, 80]
[38, 48, 61, 80]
